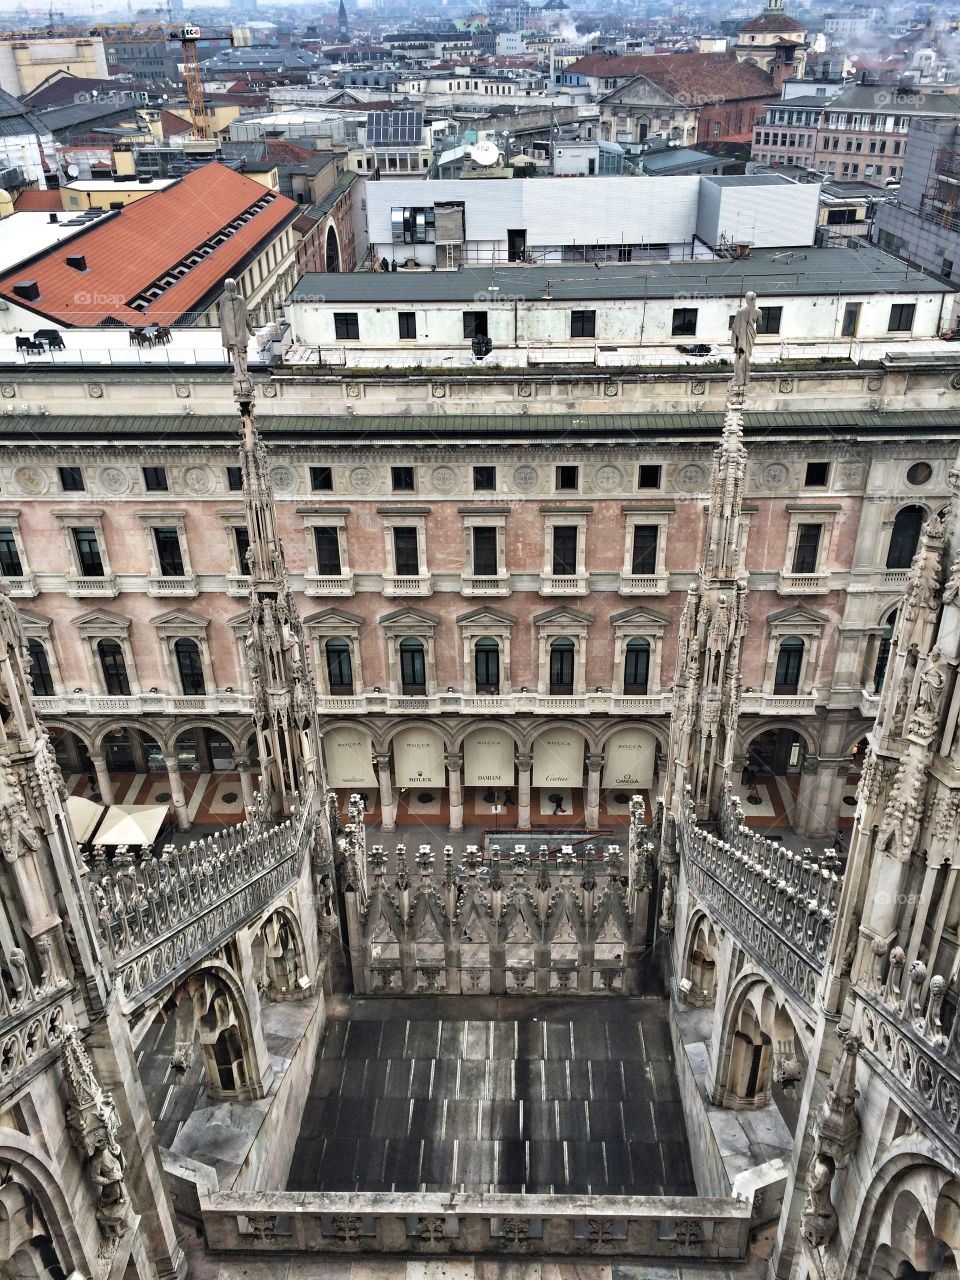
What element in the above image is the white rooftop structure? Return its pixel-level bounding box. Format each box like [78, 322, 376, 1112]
[0, 210, 100, 275]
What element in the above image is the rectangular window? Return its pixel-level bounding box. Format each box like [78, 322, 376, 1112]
[631, 525, 658, 575]
[313, 526, 342, 575]
[391, 466, 416, 492]
[757, 306, 782, 335]
[226, 466, 243, 492]
[804, 461, 830, 488]
[73, 527, 104, 577]
[393, 527, 419, 576]
[552, 525, 578, 575]
[638, 464, 662, 489]
[792, 523, 822, 574]
[0, 529, 22, 577]
[334, 312, 360, 340]
[888, 302, 916, 333]
[570, 309, 596, 338]
[472, 526, 498, 576]
[672, 307, 698, 337]
[154, 528, 185, 576]
[143, 466, 168, 492]
[234, 525, 250, 572]
[473, 465, 496, 491]
[463, 311, 488, 339]
[841, 302, 861, 337]
[555, 464, 579, 492]
[398, 311, 417, 340]
[58, 466, 84, 492]
[310, 466, 333, 492]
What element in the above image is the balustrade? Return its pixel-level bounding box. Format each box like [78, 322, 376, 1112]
[200, 1190, 752, 1260]
[680, 785, 842, 1005]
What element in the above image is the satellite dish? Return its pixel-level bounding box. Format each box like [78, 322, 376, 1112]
[470, 139, 500, 166]
[67, 164, 80, 178]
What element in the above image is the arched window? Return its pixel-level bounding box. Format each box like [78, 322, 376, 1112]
[174, 637, 205, 696]
[887, 505, 925, 569]
[475, 637, 500, 693]
[774, 635, 804, 695]
[325, 224, 341, 272]
[26, 639, 53, 697]
[549, 637, 575, 694]
[873, 608, 897, 693]
[624, 637, 650, 694]
[98, 639, 129, 696]
[399, 638, 426, 693]
[326, 637, 353, 693]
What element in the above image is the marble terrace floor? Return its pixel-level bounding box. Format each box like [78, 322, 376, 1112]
[289, 995, 696, 1198]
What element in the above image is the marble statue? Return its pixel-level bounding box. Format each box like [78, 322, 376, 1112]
[730, 291, 762, 389]
[220, 277, 253, 398]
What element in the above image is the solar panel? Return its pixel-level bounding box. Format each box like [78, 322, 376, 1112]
[366, 109, 423, 145]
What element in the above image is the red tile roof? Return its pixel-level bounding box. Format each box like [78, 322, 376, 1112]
[585, 52, 775, 104]
[159, 108, 192, 136]
[739, 11, 805, 33]
[13, 189, 62, 211]
[0, 163, 298, 328]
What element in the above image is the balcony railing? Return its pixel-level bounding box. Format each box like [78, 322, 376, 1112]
[777, 570, 831, 596]
[96, 790, 315, 1009]
[34, 691, 252, 716]
[461, 573, 511, 597]
[857, 950, 960, 1149]
[618, 573, 669, 596]
[383, 574, 433, 598]
[147, 572, 199, 598]
[1, 573, 38, 598]
[740, 691, 818, 715]
[539, 573, 589, 596]
[305, 573, 355, 597]
[66, 572, 119, 599]
[226, 573, 251, 598]
[200, 1190, 754, 1261]
[679, 785, 842, 1007]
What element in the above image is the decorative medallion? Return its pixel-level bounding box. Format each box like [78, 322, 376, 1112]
[99, 467, 129, 494]
[349, 466, 377, 494]
[262, 383, 278, 398]
[603, 381, 619, 397]
[431, 466, 456, 493]
[513, 465, 538, 491]
[761, 462, 789, 489]
[677, 463, 707, 492]
[690, 379, 706, 396]
[14, 466, 45, 495]
[86, 383, 104, 399]
[951, 373, 960, 392]
[344, 382, 361, 399]
[269, 466, 295, 494]
[778, 377, 795, 394]
[431, 384, 446, 399]
[174, 384, 190, 399]
[184, 466, 212, 495]
[0, 385, 15, 399]
[517, 383, 532, 398]
[866, 375, 883, 392]
[595, 464, 623, 492]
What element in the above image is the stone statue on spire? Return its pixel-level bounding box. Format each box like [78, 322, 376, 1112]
[730, 291, 761, 392]
[220, 277, 253, 401]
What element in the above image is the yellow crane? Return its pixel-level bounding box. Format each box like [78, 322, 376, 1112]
[173, 24, 208, 139]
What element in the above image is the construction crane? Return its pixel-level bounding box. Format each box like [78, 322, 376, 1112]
[173, 24, 208, 140]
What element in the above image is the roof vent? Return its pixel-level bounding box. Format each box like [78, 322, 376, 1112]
[13, 281, 40, 301]
[48, 212, 58, 223]
[66, 254, 87, 272]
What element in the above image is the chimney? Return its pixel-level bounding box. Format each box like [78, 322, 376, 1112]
[48, 212, 58, 223]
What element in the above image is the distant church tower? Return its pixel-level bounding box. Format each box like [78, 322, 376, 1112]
[338, 0, 350, 44]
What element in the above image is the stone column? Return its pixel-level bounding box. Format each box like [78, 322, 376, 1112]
[162, 755, 190, 832]
[89, 752, 114, 806]
[793, 755, 822, 836]
[236, 757, 256, 810]
[585, 752, 603, 829]
[446, 752, 464, 833]
[376, 751, 396, 832]
[517, 753, 532, 829]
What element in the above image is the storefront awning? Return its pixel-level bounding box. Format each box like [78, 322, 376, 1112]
[602, 728, 656, 789]
[323, 727, 377, 789]
[393, 727, 445, 788]
[533, 730, 585, 788]
[66, 795, 105, 843]
[463, 727, 514, 787]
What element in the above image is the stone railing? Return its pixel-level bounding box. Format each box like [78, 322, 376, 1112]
[200, 1190, 752, 1260]
[679, 786, 842, 1006]
[92, 792, 315, 1008]
[0, 942, 77, 1103]
[857, 952, 960, 1149]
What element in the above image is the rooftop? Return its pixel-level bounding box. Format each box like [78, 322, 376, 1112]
[0, 210, 100, 276]
[289, 245, 950, 305]
[0, 163, 299, 327]
[827, 84, 960, 116]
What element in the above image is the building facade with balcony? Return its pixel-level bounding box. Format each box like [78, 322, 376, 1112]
[874, 116, 960, 285]
[1, 338, 958, 842]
